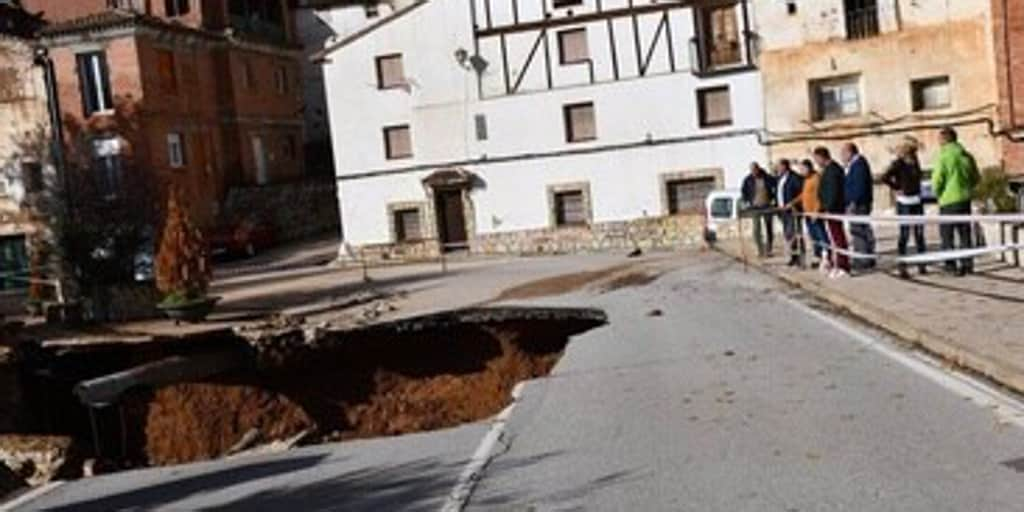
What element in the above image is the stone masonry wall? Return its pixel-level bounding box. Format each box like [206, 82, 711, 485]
[340, 213, 732, 265]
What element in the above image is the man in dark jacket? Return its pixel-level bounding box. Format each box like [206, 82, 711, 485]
[741, 162, 777, 257]
[813, 147, 850, 276]
[841, 143, 876, 270]
[774, 159, 805, 266]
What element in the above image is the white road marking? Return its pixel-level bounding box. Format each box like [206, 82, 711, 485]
[0, 481, 64, 512]
[786, 296, 1024, 429]
[441, 382, 525, 512]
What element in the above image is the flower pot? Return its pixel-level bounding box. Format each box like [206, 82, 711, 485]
[157, 296, 221, 324]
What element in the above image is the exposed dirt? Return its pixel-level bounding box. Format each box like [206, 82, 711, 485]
[597, 271, 661, 294]
[125, 317, 601, 466]
[492, 264, 634, 301]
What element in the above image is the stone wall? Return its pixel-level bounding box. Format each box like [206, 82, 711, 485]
[341, 213, 725, 265]
[223, 178, 341, 242]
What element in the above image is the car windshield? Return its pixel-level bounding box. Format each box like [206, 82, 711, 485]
[710, 197, 733, 219]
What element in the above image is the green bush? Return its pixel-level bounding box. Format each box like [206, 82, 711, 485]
[974, 167, 1019, 213]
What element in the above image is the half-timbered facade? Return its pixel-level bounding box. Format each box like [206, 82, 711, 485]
[320, 0, 765, 260]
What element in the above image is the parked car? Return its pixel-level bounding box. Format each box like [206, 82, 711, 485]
[704, 189, 742, 244]
[210, 218, 276, 258]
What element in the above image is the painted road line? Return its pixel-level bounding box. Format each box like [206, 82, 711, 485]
[441, 381, 525, 512]
[786, 296, 1024, 429]
[0, 481, 64, 512]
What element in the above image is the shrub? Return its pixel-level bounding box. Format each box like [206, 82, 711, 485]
[155, 187, 210, 299]
[975, 167, 1019, 213]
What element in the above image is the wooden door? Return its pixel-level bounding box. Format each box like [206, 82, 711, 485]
[435, 189, 467, 249]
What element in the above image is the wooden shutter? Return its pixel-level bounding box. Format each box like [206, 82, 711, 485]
[667, 178, 715, 214]
[377, 54, 405, 89]
[555, 191, 586, 226]
[698, 87, 732, 127]
[558, 28, 589, 64]
[385, 126, 412, 159]
[395, 208, 422, 241]
[565, 103, 596, 142]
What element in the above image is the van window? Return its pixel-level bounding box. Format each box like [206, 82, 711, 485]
[710, 197, 734, 219]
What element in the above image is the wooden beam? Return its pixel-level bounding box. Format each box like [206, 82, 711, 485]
[475, 1, 691, 38]
[74, 351, 243, 407]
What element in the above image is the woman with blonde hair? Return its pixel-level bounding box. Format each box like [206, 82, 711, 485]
[881, 136, 928, 278]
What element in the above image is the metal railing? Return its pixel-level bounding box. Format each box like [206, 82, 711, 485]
[845, 6, 880, 40]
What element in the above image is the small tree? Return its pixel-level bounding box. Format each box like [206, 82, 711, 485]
[155, 187, 210, 303]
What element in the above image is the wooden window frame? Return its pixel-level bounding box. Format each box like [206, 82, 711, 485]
[376, 53, 406, 90]
[563, 102, 596, 144]
[557, 27, 589, 65]
[696, 86, 733, 128]
[383, 124, 413, 160]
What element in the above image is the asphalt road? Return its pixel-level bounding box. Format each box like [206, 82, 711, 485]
[9, 253, 1024, 511]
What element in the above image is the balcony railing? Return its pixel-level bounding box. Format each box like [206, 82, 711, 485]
[845, 6, 880, 40]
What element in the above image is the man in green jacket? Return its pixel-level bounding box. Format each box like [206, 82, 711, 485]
[932, 127, 979, 275]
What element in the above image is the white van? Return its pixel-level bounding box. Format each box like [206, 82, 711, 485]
[703, 189, 742, 244]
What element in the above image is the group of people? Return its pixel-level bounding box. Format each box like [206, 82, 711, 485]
[740, 127, 980, 279]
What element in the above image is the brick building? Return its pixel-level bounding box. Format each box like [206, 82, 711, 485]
[21, 0, 306, 226]
[992, 0, 1024, 180]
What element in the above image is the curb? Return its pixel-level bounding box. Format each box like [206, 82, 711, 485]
[717, 247, 1024, 397]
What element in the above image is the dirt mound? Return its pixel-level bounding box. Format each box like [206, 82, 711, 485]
[493, 265, 632, 301]
[135, 318, 600, 465]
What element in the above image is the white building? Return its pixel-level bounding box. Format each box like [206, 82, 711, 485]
[318, 0, 766, 260]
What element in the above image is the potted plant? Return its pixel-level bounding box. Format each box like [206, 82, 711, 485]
[155, 188, 218, 323]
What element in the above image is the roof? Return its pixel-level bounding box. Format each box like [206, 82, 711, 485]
[311, 0, 427, 61]
[38, 9, 302, 52]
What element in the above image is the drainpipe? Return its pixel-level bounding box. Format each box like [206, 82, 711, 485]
[32, 45, 76, 303]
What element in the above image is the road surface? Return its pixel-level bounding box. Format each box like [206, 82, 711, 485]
[8, 253, 1024, 511]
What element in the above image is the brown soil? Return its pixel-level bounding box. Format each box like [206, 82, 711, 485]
[131, 318, 600, 465]
[493, 264, 632, 301]
[597, 271, 661, 293]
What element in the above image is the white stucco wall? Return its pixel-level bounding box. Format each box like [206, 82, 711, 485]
[323, 0, 767, 246]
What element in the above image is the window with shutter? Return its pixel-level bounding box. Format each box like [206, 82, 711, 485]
[384, 125, 413, 159]
[698, 3, 741, 69]
[394, 208, 422, 241]
[811, 75, 862, 121]
[911, 76, 951, 111]
[554, 191, 587, 226]
[666, 177, 716, 214]
[376, 54, 405, 89]
[558, 28, 589, 65]
[165, 0, 190, 16]
[697, 86, 732, 127]
[564, 102, 596, 143]
[156, 49, 177, 94]
[76, 52, 113, 116]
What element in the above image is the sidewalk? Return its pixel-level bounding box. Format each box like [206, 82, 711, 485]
[718, 238, 1024, 395]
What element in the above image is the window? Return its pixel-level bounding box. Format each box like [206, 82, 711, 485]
[911, 76, 951, 111]
[394, 208, 422, 242]
[156, 49, 177, 94]
[167, 132, 186, 168]
[554, 190, 587, 227]
[0, 235, 29, 291]
[76, 51, 113, 116]
[21, 162, 43, 194]
[274, 65, 288, 94]
[364, 4, 379, 18]
[553, 0, 583, 8]
[93, 138, 122, 198]
[284, 134, 297, 159]
[811, 75, 861, 121]
[558, 28, 589, 65]
[844, 0, 879, 40]
[383, 125, 412, 159]
[697, 2, 742, 71]
[710, 196, 734, 219]
[666, 177, 716, 214]
[474, 114, 488, 141]
[242, 59, 255, 90]
[165, 0, 190, 16]
[697, 86, 732, 127]
[563, 102, 596, 143]
[376, 54, 405, 89]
